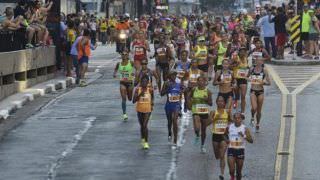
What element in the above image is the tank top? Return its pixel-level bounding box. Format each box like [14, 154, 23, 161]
[176, 29, 186, 44]
[156, 46, 167, 58]
[118, 61, 134, 82]
[133, 41, 146, 60]
[250, 66, 265, 85]
[212, 109, 229, 134]
[217, 42, 227, 66]
[228, 123, 246, 149]
[136, 87, 152, 113]
[77, 37, 91, 59]
[234, 58, 249, 79]
[192, 87, 209, 114]
[100, 22, 107, 32]
[219, 70, 233, 84]
[167, 82, 181, 103]
[176, 61, 191, 79]
[195, 46, 208, 65]
[67, 29, 76, 44]
[189, 68, 201, 84]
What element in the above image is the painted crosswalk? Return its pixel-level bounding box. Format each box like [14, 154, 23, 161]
[267, 65, 320, 93]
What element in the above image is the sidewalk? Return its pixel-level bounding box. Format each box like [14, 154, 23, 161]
[0, 45, 116, 121]
[271, 52, 320, 65]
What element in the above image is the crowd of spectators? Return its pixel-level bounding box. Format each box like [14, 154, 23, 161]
[0, 0, 53, 51]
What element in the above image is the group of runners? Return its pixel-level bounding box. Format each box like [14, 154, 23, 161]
[112, 13, 272, 180]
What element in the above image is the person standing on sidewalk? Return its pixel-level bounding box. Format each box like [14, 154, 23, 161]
[307, 10, 320, 60]
[297, 5, 312, 58]
[77, 29, 97, 87]
[257, 10, 276, 59]
[269, 7, 287, 59]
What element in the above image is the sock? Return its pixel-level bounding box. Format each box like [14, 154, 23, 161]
[122, 100, 126, 114]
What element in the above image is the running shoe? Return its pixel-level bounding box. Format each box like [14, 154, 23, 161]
[233, 100, 238, 109]
[168, 136, 172, 143]
[250, 117, 255, 127]
[123, 114, 128, 121]
[219, 175, 224, 180]
[200, 145, 206, 153]
[79, 80, 87, 87]
[172, 143, 177, 150]
[143, 142, 150, 149]
[141, 138, 145, 147]
[255, 124, 260, 133]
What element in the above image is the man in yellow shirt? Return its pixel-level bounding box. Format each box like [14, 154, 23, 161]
[298, 4, 311, 57]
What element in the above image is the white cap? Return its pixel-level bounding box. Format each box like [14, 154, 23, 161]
[124, 13, 130, 18]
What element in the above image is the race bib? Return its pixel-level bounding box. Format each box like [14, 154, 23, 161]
[135, 47, 144, 56]
[157, 48, 166, 56]
[120, 71, 130, 81]
[195, 104, 209, 114]
[236, 68, 248, 78]
[221, 74, 232, 83]
[169, 93, 180, 102]
[252, 51, 262, 59]
[190, 74, 199, 83]
[214, 120, 228, 134]
[250, 75, 263, 85]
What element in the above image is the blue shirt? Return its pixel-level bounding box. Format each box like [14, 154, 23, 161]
[258, 15, 275, 37]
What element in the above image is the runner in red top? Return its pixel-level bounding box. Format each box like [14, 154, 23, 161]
[132, 31, 150, 70]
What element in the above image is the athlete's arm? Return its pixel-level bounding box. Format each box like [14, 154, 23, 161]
[187, 88, 195, 110]
[160, 82, 168, 96]
[113, 63, 119, 78]
[207, 110, 215, 126]
[207, 89, 213, 106]
[263, 69, 271, 86]
[152, 70, 161, 92]
[244, 127, 254, 143]
[213, 71, 221, 86]
[151, 89, 154, 111]
[132, 89, 139, 103]
[262, 49, 271, 61]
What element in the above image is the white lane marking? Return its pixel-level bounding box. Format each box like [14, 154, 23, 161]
[166, 100, 190, 180]
[292, 72, 320, 94]
[47, 116, 97, 180]
[286, 94, 297, 180]
[265, 65, 289, 94]
[274, 95, 288, 180]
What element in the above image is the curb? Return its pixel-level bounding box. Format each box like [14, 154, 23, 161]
[271, 59, 320, 66]
[0, 77, 74, 120]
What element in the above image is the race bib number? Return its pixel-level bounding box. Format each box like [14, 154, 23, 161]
[250, 75, 263, 85]
[252, 51, 262, 60]
[196, 104, 209, 114]
[237, 68, 248, 78]
[169, 93, 180, 102]
[221, 74, 232, 83]
[157, 48, 166, 56]
[214, 120, 228, 134]
[190, 74, 199, 83]
[135, 47, 144, 56]
[120, 72, 130, 81]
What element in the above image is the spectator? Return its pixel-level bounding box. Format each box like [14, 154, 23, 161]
[298, 4, 312, 58]
[257, 10, 276, 58]
[308, 9, 320, 59]
[2, 7, 34, 49]
[89, 17, 97, 45]
[270, 7, 287, 59]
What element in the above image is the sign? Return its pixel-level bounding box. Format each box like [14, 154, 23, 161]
[289, 15, 301, 44]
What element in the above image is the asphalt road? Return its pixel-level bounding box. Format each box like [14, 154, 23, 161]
[0, 46, 295, 180]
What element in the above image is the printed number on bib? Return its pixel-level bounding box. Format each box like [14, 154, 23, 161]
[237, 68, 248, 78]
[214, 120, 228, 134]
[196, 104, 209, 114]
[121, 72, 130, 81]
[135, 47, 144, 55]
[157, 48, 166, 56]
[169, 93, 180, 102]
[251, 75, 263, 85]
